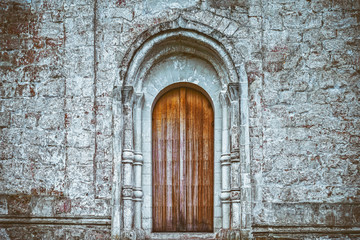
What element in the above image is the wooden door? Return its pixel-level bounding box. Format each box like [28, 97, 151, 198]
[152, 87, 214, 232]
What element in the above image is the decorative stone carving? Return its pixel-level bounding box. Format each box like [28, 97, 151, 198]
[122, 187, 133, 198]
[121, 230, 136, 240]
[228, 82, 240, 155]
[231, 190, 241, 200]
[228, 82, 241, 229]
[113, 24, 249, 239]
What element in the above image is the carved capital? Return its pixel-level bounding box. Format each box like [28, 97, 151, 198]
[216, 229, 241, 239]
[219, 91, 230, 107]
[122, 86, 134, 105]
[122, 187, 133, 198]
[134, 92, 144, 109]
[120, 230, 136, 240]
[231, 151, 240, 162]
[231, 190, 241, 201]
[113, 86, 121, 101]
[119, 229, 145, 240]
[228, 83, 240, 102]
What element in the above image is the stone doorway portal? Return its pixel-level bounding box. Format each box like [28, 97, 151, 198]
[112, 22, 251, 239]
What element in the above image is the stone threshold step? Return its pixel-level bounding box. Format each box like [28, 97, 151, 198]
[150, 232, 215, 240]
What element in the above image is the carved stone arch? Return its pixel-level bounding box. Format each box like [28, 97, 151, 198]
[112, 18, 251, 240]
[124, 29, 238, 88]
[118, 16, 243, 87]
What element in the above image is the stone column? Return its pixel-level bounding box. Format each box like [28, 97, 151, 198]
[133, 93, 144, 230]
[121, 86, 135, 234]
[228, 83, 241, 229]
[111, 86, 122, 238]
[219, 91, 231, 229]
[239, 64, 251, 238]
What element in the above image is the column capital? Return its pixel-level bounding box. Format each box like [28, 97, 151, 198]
[122, 186, 133, 199]
[219, 90, 230, 107]
[231, 190, 241, 202]
[121, 86, 134, 104]
[227, 82, 240, 102]
[134, 92, 144, 109]
[231, 151, 240, 162]
[113, 85, 122, 101]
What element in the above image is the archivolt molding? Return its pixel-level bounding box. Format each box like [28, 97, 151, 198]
[125, 30, 238, 88]
[119, 16, 243, 89]
[134, 43, 227, 91]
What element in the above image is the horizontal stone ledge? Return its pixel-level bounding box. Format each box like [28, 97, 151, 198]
[0, 216, 111, 226]
[253, 226, 360, 234]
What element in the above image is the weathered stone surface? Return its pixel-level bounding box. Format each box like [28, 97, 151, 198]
[0, 0, 359, 239]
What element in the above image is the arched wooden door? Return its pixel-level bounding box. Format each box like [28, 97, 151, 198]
[152, 87, 214, 232]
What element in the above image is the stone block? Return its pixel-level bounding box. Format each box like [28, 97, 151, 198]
[264, 15, 283, 30]
[54, 197, 72, 215]
[323, 39, 346, 51]
[0, 196, 8, 214]
[323, 11, 358, 29]
[30, 196, 54, 217]
[0, 112, 10, 128]
[7, 194, 32, 215]
[37, 79, 65, 97]
[68, 181, 94, 199]
[307, 51, 330, 69]
[208, 0, 248, 8]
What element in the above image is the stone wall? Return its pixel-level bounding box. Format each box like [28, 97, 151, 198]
[250, 0, 360, 238]
[0, 0, 359, 239]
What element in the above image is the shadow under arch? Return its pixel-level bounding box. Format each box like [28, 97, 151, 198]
[151, 82, 215, 113]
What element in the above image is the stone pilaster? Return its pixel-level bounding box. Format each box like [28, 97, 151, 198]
[111, 86, 122, 238]
[239, 64, 251, 238]
[228, 83, 241, 229]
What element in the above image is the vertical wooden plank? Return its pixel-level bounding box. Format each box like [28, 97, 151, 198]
[185, 87, 192, 231]
[179, 87, 187, 231]
[201, 93, 214, 232]
[165, 89, 173, 231]
[152, 95, 163, 231]
[197, 90, 203, 231]
[160, 95, 166, 231]
[172, 89, 181, 232]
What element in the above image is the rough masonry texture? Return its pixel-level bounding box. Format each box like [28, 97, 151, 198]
[0, 0, 359, 239]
